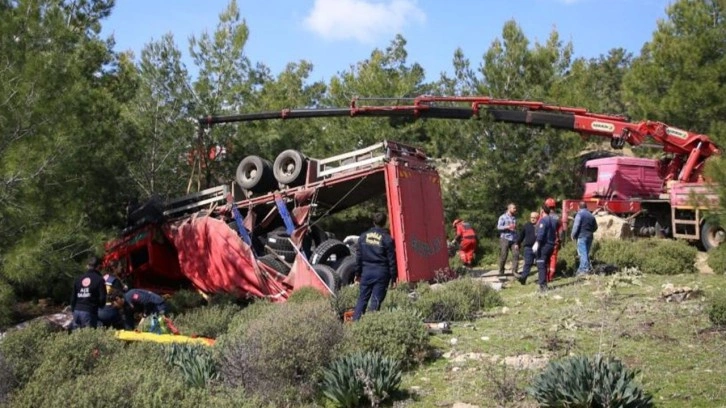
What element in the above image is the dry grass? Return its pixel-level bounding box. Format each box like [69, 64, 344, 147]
[394, 272, 726, 407]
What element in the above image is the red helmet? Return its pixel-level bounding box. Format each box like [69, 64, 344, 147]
[452, 219, 462, 227]
[545, 197, 556, 208]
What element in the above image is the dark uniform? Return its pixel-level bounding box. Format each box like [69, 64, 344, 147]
[535, 212, 560, 291]
[123, 289, 167, 330]
[70, 267, 107, 329]
[517, 220, 537, 283]
[98, 274, 126, 329]
[353, 226, 397, 320]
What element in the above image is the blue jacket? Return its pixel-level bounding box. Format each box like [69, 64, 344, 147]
[356, 226, 397, 282]
[536, 214, 559, 246]
[571, 209, 598, 239]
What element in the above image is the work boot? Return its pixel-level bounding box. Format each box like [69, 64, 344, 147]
[518, 275, 527, 285]
[538, 285, 548, 293]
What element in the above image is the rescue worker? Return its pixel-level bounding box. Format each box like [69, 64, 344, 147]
[571, 201, 598, 275]
[538, 197, 564, 282]
[535, 205, 560, 292]
[452, 219, 477, 267]
[353, 212, 397, 321]
[99, 289, 126, 329]
[496, 203, 520, 278]
[70, 256, 107, 329]
[516, 212, 539, 285]
[123, 288, 167, 330]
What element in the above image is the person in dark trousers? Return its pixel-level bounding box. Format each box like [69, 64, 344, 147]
[535, 205, 560, 292]
[517, 211, 539, 285]
[123, 288, 167, 330]
[496, 203, 520, 278]
[70, 256, 107, 329]
[571, 201, 598, 275]
[353, 212, 397, 321]
[452, 219, 477, 267]
[98, 289, 126, 329]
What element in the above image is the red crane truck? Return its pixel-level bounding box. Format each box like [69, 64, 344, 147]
[102, 95, 722, 298]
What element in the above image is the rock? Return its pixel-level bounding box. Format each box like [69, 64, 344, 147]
[452, 402, 480, 408]
[442, 351, 454, 359]
[450, 338, 458, 346]
[480, 336, 490, 341]
[430, 283, 444, 291]
[594, 213, 632, 240]
[660, 283, 701, 302]
[451, 366, 461, 372]
[501, 306, 509, 314]
[552, 294, 563, 300]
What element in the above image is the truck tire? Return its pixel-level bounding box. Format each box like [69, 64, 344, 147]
[701, 221, 725, 251]
[335, 256, 357, 286]
[266, 227, 294, 251]
[236, 155, 275, 193]
[258, 255, 291, 276]
[310, 239, 351, 268]
[313, 264, 340, 292]
[273, 149, 308, 186]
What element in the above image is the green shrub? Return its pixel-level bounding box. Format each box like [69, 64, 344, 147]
[529, 354, 653, 407]
[0, 320, 55, 386]
[0, 352, 15, 405]
[555, 240, 579, 277]
[593, 239, 640, 269]
[166, 344, 219, 387]
[331, 284, 360, 316]
[708, 295, 726, 327]
[707, 244, 726, 274]
[637, 239, 696, 274]
[477, 237, 500, 266]
[344, 308, 429, 369]
[382, 286, 415, 311]
[166, 289, 207, 315]
[219, 300, 344, 404]
[415, 277, 502, 322]
[321, 351, 402, 408]
[0, 281, 15, 328]
[224, 300, 275, 337]
[173, 303, 240, 338]
[287, 286, 327, 304]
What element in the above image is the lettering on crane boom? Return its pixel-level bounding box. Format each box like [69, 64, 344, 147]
[591, 122, 616, 132]
[666, 127, 688, 139]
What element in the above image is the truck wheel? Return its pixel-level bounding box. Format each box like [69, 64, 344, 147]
[335, 256, 357, 286]
[258, 255, 291, 276]
[310, 239, 351, 268]
[236, 155, 275, 193]
[701, 222, 725, 251]
[313, 264, 340, 292]
[273, 149, 308, 186]
[266, 227, 294, 251]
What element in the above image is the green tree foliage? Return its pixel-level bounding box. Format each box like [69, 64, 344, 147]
[0, 0, 137, 299]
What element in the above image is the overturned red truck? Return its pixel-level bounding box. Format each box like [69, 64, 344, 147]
[102, 96, 723, 299]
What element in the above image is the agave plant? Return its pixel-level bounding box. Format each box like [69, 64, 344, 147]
[165, 344, 219, 388]
[321, 351, 402, 408]
[529, 354, 653, 408]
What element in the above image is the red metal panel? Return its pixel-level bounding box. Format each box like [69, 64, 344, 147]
[384, 161, 449, 283]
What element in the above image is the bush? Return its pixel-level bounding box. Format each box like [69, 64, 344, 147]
[0, 281, 15, 328]
[415, 277, 502, 322]
[555, 240, 579, 277]
[0, 352, 15, 405]
[219, 300, 344, 404]
[173, 303, 241, 338]
[331, 285, 360, 316]
[708, 295, 726, 327]
[707, 244, 726, 274]
[593, 239, 640, 269]
[0, 320, 55, 386]
[165, 344, 219, 388]
[321, 351, 402, 408]
[287, 286, 327, 304]
[223, 300, 275, 338]
[166, 289, 207, 315]
[344, 308, 429, 369]
[637, 239, 696, 274]
[529, 354, 653, 407]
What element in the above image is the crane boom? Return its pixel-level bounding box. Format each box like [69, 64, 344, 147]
[198, 95, 720, 183]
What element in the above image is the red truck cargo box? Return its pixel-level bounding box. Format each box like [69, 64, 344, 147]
[385, 161, 449, 282]
[583, 157, 663, 200]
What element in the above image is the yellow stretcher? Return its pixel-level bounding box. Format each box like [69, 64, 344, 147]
[115, 330, 215, 346]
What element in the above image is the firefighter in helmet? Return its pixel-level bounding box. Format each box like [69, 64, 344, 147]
[538, 197, 563, 282]
[452, 219, 477, 267]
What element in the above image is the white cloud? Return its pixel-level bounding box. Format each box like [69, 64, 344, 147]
[303, 0, 426, 44]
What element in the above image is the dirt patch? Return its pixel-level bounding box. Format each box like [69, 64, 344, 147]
[695, 252, 714, 274]
[443, 351, 549, 370]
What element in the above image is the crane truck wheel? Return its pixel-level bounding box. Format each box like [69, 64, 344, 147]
[310, 239, 351, 268]
[313, 264, 340, 292]
[701, 222, 725, 251]
[335, 256, 357, 286]
[235, 155, 276, 193]
[273, 149, 308, 186]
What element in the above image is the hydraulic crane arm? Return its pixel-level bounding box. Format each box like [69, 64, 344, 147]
[199, 95, 720, 183]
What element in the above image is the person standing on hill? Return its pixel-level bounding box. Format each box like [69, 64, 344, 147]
[496, 203, 519, 278]
[535, 205, 560, 293]
[517, 211, 539, 285]
[571, 201, 598, 275]
[452, 219, 477, 267]
[70, 256, 107, 329]
[353, 212, 397, 321]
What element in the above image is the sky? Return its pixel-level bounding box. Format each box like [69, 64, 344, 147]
[101, 0, 673, 83]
